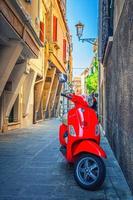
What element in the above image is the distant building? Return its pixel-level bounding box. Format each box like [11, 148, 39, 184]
[80, 40, 98, 95]
[72, 76, 81, 94]
[81, 68, 89, 94]
[98, 0, 133, 192]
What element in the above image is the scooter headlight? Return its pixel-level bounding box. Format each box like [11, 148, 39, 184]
[95, 124, 100, 136]
[69, 125, 76, 137]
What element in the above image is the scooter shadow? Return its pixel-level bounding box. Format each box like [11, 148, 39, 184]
[58, 158, 107, 191]
[58, 159, 74, 173]
[57, 148, 107, 190]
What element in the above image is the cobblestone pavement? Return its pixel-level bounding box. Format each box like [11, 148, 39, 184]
[0, 119, 132, 200]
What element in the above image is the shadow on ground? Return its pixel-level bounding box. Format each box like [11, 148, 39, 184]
[0, 119, 132, 200]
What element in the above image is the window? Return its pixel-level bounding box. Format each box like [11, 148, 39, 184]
[8, 96, 19, 123]
[53, 16, 58, 42]
[25, 0, 32, 3]
[63, 39, 66, 62]
[8, 106, 14, 123]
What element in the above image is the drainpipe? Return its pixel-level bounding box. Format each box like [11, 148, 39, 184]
[98, 0, 102, 119]
[38, 0, 40, 20]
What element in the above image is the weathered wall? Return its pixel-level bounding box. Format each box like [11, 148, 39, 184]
[21, 0, 40, 34]
[113, 0, 125, 33]
[105, 0, 133, 192]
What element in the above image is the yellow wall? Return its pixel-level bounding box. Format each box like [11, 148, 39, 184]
[20, 0, 40, 35]
[20, 0, 47, 128]
[29, 0, 46, 77]
[51, 0, 69, 70]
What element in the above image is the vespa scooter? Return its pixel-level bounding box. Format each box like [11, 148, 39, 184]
[59, 92, 106, 190]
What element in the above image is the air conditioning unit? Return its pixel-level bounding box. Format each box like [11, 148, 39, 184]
[25, 0, 32, 3]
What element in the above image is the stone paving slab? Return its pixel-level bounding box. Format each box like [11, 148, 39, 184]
[0, 119, 133, 200]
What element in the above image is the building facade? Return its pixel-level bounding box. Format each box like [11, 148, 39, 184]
[98, 0, 133, 192]
[72, 76, 81, 94]
[42, 0, 72, 119]
[81, 68, 89, 94]
[80, 42, 98, 95]
[0, 0, 72, 132]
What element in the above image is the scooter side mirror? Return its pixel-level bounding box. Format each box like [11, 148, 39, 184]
[58, 73, 67, 83]
[95, 93, 98, 98]
[88, 96, 94, 107]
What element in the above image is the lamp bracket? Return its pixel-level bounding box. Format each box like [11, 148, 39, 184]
[79, 38, 97, 45]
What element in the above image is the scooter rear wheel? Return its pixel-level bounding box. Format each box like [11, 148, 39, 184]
[74, 153, 106, 190]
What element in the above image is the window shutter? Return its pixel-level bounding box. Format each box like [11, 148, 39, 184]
[40, 21, 45, 43]
[63, 39, 66, 62]
[53, 16, 57, 42]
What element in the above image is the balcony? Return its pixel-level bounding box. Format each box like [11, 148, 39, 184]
[49, 42, 60, 54]
[48, 42, 66, 73]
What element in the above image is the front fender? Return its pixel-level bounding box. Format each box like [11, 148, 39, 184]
[73, 140, 107, 158]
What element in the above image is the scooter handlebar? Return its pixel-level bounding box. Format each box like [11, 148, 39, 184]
[61, 93, 72, 99]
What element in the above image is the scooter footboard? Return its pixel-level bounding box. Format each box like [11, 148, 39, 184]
[73, 140, 107, 159]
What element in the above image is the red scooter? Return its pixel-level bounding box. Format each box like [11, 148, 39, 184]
[59, 92, 106, 190]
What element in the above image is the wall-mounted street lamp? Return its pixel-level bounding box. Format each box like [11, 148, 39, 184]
[75, 22, 97, 46]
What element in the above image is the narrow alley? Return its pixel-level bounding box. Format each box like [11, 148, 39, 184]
[0, 119, 132, 200]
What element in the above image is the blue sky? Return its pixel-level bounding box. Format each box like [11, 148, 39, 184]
[67, 0, 98, 76]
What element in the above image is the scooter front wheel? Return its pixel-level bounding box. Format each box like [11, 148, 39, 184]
[74, 154, 106, 190]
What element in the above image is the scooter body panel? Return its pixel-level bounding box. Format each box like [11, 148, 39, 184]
[59, 94, 106, 163]
[72, 140, 107, 158]
[59, 93, 106, 190]
[67, 106, 100, 143]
